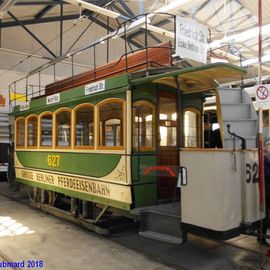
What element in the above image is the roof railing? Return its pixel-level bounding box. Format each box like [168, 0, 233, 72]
[9, 13, 176, 110]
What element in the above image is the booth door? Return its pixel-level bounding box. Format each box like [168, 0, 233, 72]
[157, 91, 179, 201]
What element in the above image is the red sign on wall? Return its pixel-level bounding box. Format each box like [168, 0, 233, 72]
[0, 94, 6, 107]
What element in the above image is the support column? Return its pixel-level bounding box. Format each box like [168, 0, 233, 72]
[60, 3, 63, 56]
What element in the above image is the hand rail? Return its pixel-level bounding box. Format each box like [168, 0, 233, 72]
[227, 124, 246, 150]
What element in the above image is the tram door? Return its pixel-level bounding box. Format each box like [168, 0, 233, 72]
[157, 91, 179, 201]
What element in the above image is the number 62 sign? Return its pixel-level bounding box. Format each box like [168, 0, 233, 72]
[246, 162, 258, 183]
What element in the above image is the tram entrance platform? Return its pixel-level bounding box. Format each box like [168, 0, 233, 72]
[132, 202, 186, 244]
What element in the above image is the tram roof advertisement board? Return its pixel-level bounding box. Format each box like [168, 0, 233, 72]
[175, 16, 208, 64]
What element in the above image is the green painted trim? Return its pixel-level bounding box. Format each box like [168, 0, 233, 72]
[13, 74, 129, 116]
[130, 63, 247, 86]
[132, 83, 157, 104]
[16, 151, 122, 178]
[13, 87, 127, 116]
[17, 178, 131, 210]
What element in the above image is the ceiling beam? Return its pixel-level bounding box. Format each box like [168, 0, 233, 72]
[80, 2, 144, 49]
[128, 18, 171, 40]
[7, 11, 57, 58]
[63, 0, 120, 19]
[215, 5, 244, 29]
[0, 0, 114, 27]
[35, 3, 56, 20]
[0, 0, 17, 18]
[86, 13, 142, 48]
[204, 1, 224, 24]
[15, 1, 65, 5]
[0, 14, 79, 27]
[110, 3, 130, 20]
[117, 0, 134, 18]
[116, 0, 162, 44]
[194, 0, 212, 13]
[228, 14, 253, 35]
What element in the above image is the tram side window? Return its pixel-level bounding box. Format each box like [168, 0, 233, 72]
[75, 105, 94, 147]
[183, 109, 201, 147]
[133, 100, 155, 150]
[16, 118, 25, 147]
[99, 100, 123, 147]
[27, 116, 38, 147]
[40, 114, 53, 147]
[56, 110, 71, 147]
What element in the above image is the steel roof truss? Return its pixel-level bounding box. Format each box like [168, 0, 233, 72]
[7, 11, 57, 58]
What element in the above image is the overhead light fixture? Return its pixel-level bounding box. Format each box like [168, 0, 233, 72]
[109, 16, 150, 39]
[242, 54, 270, 67]
[0, 0, 17, 19]
[141, 24, 175, 39]
[64, 0, 120, 19]
[212, 49, 240, 61]
[210, 56, 228, 64]
[210, 24, 270, 49]
[115, 16, 151, 37]
[155, 0, 196, 13]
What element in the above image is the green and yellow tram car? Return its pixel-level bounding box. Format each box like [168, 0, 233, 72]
[12, 43, 263, 242]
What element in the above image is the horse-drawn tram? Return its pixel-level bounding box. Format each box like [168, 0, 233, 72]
[10, 14, 262, 244]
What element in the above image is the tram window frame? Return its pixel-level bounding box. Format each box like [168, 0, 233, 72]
[183, 107, 202, 148]
[97, 98, 125, 150]
[132, 100, 156, 151]
[74, 103, 95, 149]
[55, 108, 72, 148]
[15, 117, 26, 149]
[26, 115, 38, 148]
[39, 112, 53, 148]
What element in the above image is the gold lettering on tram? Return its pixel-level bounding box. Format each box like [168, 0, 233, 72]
[18, 169, 111, 198]
[47, 155, 61, 167]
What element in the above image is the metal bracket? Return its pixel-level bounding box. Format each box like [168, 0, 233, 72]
[94, 205, 109, 224]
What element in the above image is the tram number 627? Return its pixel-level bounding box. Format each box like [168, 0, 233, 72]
[47, 154, 61, 167]
[246, 162, 259, 183]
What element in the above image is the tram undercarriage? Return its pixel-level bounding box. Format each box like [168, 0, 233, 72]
[28, 188, 137, 235]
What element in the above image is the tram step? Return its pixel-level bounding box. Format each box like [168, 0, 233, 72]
[220, 103, 251, 119]
[139, 230, 182, 244]
[223, 119, 258, 137]
[137, 209, 186, 244]
[218, 88, 242, 103]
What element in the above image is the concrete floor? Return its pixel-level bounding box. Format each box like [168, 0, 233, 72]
[0, 193, 173, 270]
[1, 181, 270, 270]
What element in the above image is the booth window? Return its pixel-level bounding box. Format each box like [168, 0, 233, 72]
[27, 115, 38, 147]
[40, 113, 53, 147]
[98, 100, 123, 148]
[183, 108, 201, 147]
[133, 100, 155, 150]
[56, 110, 71, 147]
[16, 118, 25, 147]
[75, 105, 94, 147]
